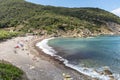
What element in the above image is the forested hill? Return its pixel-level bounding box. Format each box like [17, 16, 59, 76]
[0, 0, 120, 37]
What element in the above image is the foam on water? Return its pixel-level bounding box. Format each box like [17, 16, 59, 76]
[36, 38, 56, 56]
[36, 37, 119, 80]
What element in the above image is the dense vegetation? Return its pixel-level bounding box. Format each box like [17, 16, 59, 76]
[0, 30, 18, 40]
[0, 0, 120, 36]
[0, 62, 24, 80]
[42, 6, 120, 24]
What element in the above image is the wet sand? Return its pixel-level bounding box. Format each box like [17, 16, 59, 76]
[0, 36, 92, 80]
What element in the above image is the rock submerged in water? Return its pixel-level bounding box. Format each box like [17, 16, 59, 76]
[103, 68, 113, 75]
[102, 67, 116, 80]
[109, 75, 115, 80]
[92, 78, 99, 80]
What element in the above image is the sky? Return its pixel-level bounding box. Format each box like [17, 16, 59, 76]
[26, 0, 120, 16]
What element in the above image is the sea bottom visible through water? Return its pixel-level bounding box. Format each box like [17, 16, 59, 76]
[36, 36, 120, 80]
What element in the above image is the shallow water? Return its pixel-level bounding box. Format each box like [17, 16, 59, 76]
[48, 36, 120, 75]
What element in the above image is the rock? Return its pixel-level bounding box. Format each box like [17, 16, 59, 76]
[103, 69, 113, 75]
[102, 66, 113, 75]
[92, 78, 99, 80]
[109, 75, 115, 80]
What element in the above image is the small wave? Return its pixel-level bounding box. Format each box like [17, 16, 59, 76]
[86, 37, 95, 38]
[36, 37, 56, 56]
[36, 37, 119, 80]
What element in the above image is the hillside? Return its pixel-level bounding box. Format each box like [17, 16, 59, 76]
[0, 0, 120, 37]
[0, 61, 28, 80]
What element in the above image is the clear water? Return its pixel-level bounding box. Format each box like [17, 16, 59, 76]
[48, 36, 120, 74]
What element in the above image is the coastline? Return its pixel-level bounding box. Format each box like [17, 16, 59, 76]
[35, 36, 117, 80]
[33, 36, 93, 80]
[0, 35, 116, 80]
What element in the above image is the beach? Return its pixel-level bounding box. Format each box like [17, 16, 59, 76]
[0, 36, 92, 80]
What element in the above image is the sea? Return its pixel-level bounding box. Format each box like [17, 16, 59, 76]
[36, 36, 120, 80]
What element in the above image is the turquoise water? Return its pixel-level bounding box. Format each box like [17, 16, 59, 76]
[48, 36, 120, 74]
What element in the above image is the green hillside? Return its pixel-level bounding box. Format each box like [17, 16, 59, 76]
[0, 61, 27, 80]
[0, 0, 120, 37]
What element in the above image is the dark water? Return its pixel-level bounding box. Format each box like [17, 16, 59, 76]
[48, 36, 120, 74]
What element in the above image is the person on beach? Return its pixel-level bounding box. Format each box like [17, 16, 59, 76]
[14, 44, 20, 48]
[19, 41, 24, 47]
[13, 49, 17, 54]
[32, 56, 37, 61]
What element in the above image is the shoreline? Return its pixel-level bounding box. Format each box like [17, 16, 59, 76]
[35, 36, 117, 80]
[32, 36, 93, 80]
[0, 35, 116, 80]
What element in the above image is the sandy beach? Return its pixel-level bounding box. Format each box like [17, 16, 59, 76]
[0, 36, 92, 80]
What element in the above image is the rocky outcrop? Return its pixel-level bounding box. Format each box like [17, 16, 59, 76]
[106, 22, 120, 34]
